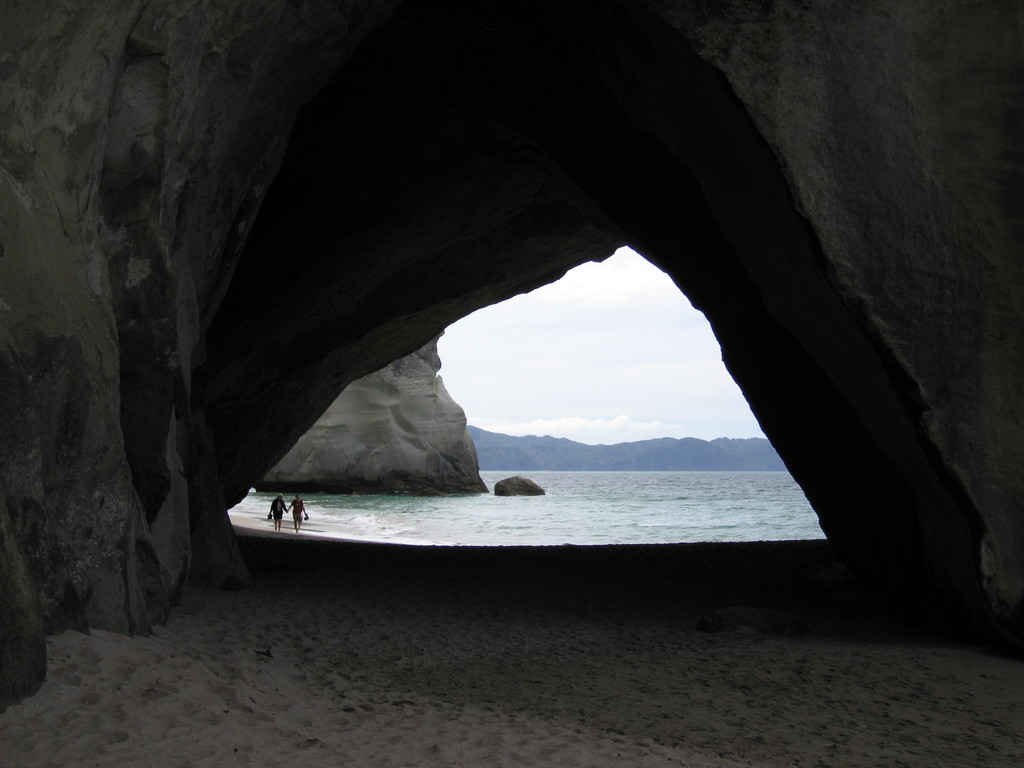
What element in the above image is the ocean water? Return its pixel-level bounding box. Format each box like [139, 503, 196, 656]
[235, 470, 823, 546]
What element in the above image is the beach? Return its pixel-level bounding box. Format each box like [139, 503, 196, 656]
[2, 521, 1022, 768]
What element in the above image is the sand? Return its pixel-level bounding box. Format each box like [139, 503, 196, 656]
[2, 520, 1022, 768]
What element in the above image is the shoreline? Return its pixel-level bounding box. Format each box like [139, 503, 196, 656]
[229, 506, 379, 544]
[227, 496, 827, 549]
[2, 531, 1021, 767]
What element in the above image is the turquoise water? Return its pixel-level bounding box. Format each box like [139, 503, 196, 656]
[234, 471, 823, 546]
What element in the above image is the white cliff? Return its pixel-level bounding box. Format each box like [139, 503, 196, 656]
[259, 337, 486, 495]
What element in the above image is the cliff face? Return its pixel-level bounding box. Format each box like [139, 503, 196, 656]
[260, 338, 486, 495]
[2, 0, 1022, 707]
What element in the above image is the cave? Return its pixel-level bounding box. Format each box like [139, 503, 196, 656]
[2, 0, 1021, 707]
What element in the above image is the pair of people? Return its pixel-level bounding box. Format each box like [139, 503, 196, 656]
[268, 493, 307, 532]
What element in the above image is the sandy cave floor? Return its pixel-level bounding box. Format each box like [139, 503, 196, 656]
[1, 531, 1022, 768]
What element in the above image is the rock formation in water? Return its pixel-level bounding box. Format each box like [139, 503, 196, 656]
[258, 337, 486, 495]
[494, 477, 547, 497]
[2, 0, 1022, 707]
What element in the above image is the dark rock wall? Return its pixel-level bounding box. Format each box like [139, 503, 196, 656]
[95, 0, 398, 596]
[1, 0, 1021, 707]
[651, 1, 1024, 642]
[1, 0, 400, 706]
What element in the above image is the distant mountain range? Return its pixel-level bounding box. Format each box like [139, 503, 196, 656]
[468, 426, 787, 471]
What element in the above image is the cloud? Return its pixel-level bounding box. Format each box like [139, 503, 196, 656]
[439, 246, 765, 444]
[470, 409, 764, 445]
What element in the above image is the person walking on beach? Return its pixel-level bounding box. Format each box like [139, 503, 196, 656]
[289, 494, 306, 533]
[269, 494, 287, 532]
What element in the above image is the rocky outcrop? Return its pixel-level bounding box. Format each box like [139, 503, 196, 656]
[494, 477, 547, 497]
[2, 0, 1022, 707]
[259, 337, 486, 495]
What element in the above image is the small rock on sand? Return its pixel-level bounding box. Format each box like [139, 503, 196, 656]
[696, 606, 810, 635]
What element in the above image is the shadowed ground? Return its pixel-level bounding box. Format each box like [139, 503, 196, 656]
[2, 534, 1021, 766]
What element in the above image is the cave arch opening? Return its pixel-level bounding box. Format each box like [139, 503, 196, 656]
[236, 245, 824, 545]
[208, 0, 855, 531]
[205, 0, 990, 632]
[203, 0, 871, 556]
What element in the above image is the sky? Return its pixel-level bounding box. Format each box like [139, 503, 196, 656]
[436, 247, 766, 445]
